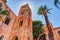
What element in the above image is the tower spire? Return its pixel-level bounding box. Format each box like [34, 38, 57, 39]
[18, 4, 31, 16]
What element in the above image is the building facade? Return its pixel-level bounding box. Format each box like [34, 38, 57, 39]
[0, 0, 33, 40]
[37, 25, 60, 40]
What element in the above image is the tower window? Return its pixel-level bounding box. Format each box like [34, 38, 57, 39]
[4, 17, 10, 25]
[0, 35, 4, 40]
[15, 36, 18, 40]
[12, 36, 18, 40]
[19, 20, 23, 26]
[58, 31, 60, 36]
[21, 13, 24, 15]
[0, 3, 2, 7]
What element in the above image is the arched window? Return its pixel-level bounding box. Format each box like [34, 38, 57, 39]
[48, 33, 52, 40]
[4, 17, 10, 25]
[21, 13, 24, 15]
[58, 31, 60, 35]
[19, 19, 23, 26]
[0, 35, 4, 40]
[12, 36, 18, 40]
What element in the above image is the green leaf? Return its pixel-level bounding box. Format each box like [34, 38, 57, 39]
[2, 10, 10, 16]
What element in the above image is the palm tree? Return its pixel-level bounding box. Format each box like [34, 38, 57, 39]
[32, 20, 44, 40]
[37, 5, 54, 40]
[54, 0, 60, 9]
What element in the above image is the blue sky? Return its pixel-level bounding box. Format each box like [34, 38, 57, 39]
[7, 0, 60, 28]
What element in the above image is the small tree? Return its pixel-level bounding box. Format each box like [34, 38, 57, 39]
[32, 20, 44, 40]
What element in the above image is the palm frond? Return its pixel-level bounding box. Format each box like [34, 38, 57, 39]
[47, 8, 52, 14]
[54, 0, 58, 5]
[47, 8, 52, 11]
[37, 6, 43, 15]
[54, 0, 60, 9]
[44, 5, 47, 10]
[58, 1, 60, 4]
[37, 5, 51, 16]
[47, 11, 52, 14]
[2, 10, 10, 16]
[55, 4, 60, 9]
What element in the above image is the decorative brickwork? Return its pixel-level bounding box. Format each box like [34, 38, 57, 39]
[0, 0, 33, 40]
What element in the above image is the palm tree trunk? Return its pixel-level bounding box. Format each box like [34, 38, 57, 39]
[43, 12, 54, 40]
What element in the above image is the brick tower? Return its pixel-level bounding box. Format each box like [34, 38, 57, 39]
[8, 4, 33, 40]
[18, 4, 33, 40]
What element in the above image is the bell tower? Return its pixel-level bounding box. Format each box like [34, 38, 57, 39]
[18, 4, 33, 40]
[18, 4, 32, 31]
[19, 4, 33, 40]
[8, 4, 33, 40]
